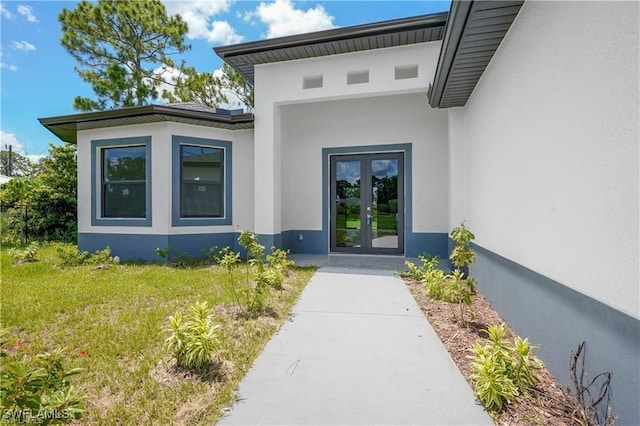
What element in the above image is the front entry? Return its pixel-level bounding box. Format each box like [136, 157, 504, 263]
[330, 153, 404, 254]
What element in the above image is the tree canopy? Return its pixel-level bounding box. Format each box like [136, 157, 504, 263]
[0, 150, 38, 177]
[1, 144, 77, 243]
[162, 68, 227, 109]
[59, 0, 190, 111]
[162, 64, 254, 110]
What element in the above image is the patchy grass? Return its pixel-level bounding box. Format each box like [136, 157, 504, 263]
[1, 244, 315, 424]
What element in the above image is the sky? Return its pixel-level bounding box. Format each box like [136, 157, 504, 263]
[0, 0, 450, 162]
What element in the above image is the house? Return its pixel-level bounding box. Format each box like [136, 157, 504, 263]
[39, 1, 639, 423]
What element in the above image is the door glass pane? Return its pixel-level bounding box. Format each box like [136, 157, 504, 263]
[335, 160, 361, 248]
[371, 159, 399, 249]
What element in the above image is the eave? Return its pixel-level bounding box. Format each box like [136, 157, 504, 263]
[215, 12, 449, 85]
[38, 104, 254, 144]
[428, 0, 524, 108]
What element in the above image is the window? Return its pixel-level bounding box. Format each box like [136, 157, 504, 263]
[394, 64, 419, 80]
[102, 146, 146, 218]
[91, 137, 152, 227]
[347, 70, 369, 85]
[180, 145, 224, 218]
[172, 136, 232, 227]
[303, 74, 323, 89]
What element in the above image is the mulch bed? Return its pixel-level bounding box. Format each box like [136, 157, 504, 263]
[403, 277, 591, 425]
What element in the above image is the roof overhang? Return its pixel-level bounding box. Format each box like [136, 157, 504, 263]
[38, 104, 254, 144]
[215, 12, 448, 84]
[428, 0, 524, 108]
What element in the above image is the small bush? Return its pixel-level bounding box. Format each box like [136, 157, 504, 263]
[449, 222, 476, 270]
[266, 247, 295, 274]
[55, 245, 116, 267]
[164, 301, 220, 372]
[55, 245, 91, 266]
[7, 242, 40, 264]
[398, 254, 439, 281]
[243, 281, 268, 315]
[469, 324, 543, 412]
[85, 247, 117, 266]
[257, 265, 286, 290]
[0, 329, 86, 424]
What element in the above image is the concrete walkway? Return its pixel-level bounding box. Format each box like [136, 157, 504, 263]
[219, 267, 492, 425]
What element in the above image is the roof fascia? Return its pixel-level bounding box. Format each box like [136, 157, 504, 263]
[214, 12, 448, 83]
[39, 105, 254, 144]
[215, 13, 448, 59]
[427, 1, 473, 108]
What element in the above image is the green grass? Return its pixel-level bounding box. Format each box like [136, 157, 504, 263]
[1, 244, 315, 424]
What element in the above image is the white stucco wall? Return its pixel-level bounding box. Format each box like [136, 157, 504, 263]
[451, 1, 639, 317]
[253, 41, 443, 236]
[280, 92, 449, 234]
[77, 122, 254, 236]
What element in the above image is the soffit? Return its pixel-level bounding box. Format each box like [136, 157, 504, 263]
[428, 0, 524, 108]
[215, 12, 448, 84]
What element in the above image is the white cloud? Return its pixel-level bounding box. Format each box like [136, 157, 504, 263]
[206, 21, 243, 44]
[0, 3, 13, 19]
[252, 0, 336, 38]
[0, 131, 25, 153]
[17, 4, 37, 22]
[11, 40, 36, 52]
[0, 62, 18, 71]
[162, 0, 240, 44]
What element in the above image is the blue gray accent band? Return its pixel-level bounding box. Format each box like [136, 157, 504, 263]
[79, 232, 236, 262]
[471, 243, 640, 425]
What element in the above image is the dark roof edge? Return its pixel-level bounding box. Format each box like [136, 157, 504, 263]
[427, 1, 473, 108]
[215, 12, 448, 60]
[39, 105, 254, 144]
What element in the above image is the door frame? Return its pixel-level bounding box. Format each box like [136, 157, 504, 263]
[329, 151, 405, 255]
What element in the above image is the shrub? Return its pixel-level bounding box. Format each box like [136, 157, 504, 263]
[266, 247, 295, 273]
[85, 247, 117, 265]
[398, 254, 440, 281]
[243, 281, 268, 315]
[55, 244, 91, 267]
[164, 301, 220, 372]
[469, 324, 543, 412]
[7, 242, 40, 264]
[55, 245, 116, 267]
[449, 222, 476, 271]
[257, 265, 286, 290]
[0, 330, 86, 424]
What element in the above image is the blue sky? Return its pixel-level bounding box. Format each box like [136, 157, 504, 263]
[0, 0, 450, 161]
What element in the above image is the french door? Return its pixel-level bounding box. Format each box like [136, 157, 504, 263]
[330, 153, 404, 254]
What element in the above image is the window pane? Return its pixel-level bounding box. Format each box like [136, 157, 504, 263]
[182, 183, 222, 217]
[181, 145, 224, 218]
[103, 146, 146, 181]
[103, 183, 146, 218]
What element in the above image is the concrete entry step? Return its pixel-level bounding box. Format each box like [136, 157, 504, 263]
[290, 254, 409, 271]
[219, 268, 492, 425]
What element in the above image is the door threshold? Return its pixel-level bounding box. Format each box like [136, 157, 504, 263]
[329, 253, 405, 258]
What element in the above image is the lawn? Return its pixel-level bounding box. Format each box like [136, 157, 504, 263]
[0, 244, 315, 424]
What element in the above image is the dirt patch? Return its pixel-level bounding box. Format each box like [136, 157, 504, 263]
[403, 278, 587, 425]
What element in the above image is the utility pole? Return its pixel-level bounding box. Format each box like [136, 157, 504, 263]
[7, 144, 13, 176]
